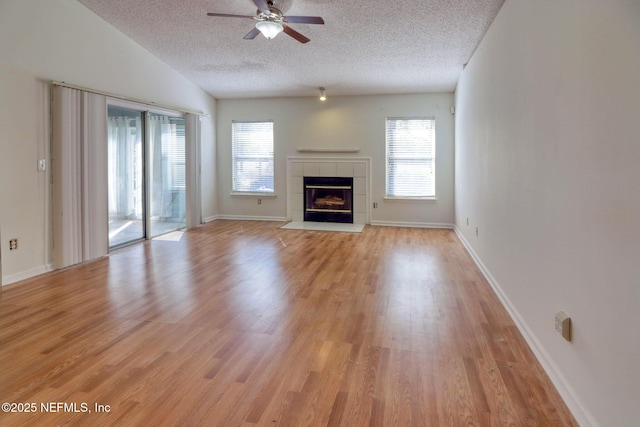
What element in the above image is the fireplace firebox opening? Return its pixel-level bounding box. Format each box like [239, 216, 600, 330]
[304, 177, 353, 223]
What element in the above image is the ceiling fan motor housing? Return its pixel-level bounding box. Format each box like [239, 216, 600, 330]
[258, 5, 283, 22]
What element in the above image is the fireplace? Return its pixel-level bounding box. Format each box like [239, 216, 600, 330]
[304, 177, 353, 223]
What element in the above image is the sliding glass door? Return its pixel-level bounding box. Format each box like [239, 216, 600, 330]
[148, 114, 186, 238]
[108, 106, 186, 248]
[108, 107, 144, 247]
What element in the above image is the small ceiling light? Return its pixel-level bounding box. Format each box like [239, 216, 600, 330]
[256, 21, 283, 40]
[319, 87, 327, 101]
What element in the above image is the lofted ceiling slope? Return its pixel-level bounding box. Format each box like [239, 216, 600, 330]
[77, 0, 505, 99]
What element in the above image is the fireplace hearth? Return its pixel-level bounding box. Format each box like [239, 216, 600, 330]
[304, 177, 353, 223]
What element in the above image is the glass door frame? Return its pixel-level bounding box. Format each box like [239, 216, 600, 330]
[107, 102, 146, 249]
[147, 111, 187, 239]
[107, 98, 186, 249]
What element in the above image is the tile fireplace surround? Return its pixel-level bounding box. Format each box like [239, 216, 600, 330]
[287, 157, 370, 225]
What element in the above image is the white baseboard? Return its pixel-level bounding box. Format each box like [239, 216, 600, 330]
[453, 226, 596, 427]
[217, 215, 287, 222]
[203, 215, 220, 223]
[2, 264, 54, 286]
[370, 220, 454, 229]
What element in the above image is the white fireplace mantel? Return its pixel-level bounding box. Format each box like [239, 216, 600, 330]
[296, 147, 360, 153]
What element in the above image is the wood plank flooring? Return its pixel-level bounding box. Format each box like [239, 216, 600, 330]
[0, 220, 577, 426]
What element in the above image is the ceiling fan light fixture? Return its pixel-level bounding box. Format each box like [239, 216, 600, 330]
[256, 21, 283, 39]
[319, 87, 327, 101]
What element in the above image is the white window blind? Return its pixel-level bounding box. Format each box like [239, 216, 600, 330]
[168, 119, 186, 190]
[386, 117, 436, 198]
[232, 121, 274, 193]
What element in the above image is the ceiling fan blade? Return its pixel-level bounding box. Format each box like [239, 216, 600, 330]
[252, 0, 271, 15]
[243, 27, 261, 40]
[283, 16, 324, 25]
[283, 25, 310, 44]
[207, 12, 255, 19]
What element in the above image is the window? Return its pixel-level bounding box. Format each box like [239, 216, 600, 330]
[385, 117, 436, 198]
[232, 121, 274, 193]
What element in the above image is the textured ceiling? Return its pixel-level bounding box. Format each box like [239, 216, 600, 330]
[77, 0, 505, 99]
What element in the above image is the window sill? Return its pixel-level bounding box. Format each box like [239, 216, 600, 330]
[230, 192, 276, 197]
[384, 196, 437, 202]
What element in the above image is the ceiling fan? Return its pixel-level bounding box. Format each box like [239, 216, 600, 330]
[207, 0, 324, 44]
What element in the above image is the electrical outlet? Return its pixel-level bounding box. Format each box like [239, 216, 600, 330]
[475, 226, 478, 236]
[373, 202, 378, 208]
[555, 311, 572, 341]
[9, 238, 18, 250]
[258, 199, 261, 205]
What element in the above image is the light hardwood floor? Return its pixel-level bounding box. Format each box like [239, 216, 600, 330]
[0, 221, 577, 426]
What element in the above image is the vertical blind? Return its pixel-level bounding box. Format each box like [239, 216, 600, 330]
[232, 121, 274, 193]
[386, 117, 436, 198]
[52, 86, 109, 268]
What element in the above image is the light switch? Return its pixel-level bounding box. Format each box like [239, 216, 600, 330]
[555, 311, 572, 341]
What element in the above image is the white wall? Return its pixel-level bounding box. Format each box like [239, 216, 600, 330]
[0, 0, 217, 283]
[454, 1, 640, 425]
[216, 94, 454, 226]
